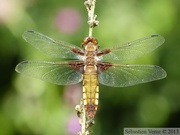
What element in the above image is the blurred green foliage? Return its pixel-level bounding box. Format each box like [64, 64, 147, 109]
[0, 0, 180, 135]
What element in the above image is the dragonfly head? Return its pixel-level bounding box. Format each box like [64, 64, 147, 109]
[82, 37, 99, 51]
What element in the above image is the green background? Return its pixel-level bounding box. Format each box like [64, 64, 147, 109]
[0, 0, 180, 135]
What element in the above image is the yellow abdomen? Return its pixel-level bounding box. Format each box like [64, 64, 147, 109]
[83, 65, 99, 118]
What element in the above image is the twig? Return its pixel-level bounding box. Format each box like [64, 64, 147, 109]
[84, 0, 99, 37]
[76, 99, 89, 135]
[76, 99, 94, 135]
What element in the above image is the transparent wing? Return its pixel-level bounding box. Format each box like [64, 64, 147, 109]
[22, 30, 83, 59]
[100, 35, 165, 62]
[98, 64, 167, 87]
[15, 61, 83, 85]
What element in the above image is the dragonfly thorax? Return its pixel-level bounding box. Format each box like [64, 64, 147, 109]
[82, 37, 99, 66]
[84, 51, 98, 66]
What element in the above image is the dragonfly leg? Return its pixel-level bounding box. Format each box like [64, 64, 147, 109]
[69, 61, 84, 73]
[96, 49, 111, 56]
[97, 62, 113, 73]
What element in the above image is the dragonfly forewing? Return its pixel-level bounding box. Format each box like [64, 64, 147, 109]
[100, 35, 165, 62]
[15, 61, 83, 85]
[98, 64, 167, 87]
[22, 30, 83, 59]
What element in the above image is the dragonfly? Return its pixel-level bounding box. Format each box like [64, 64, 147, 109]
[15, 30, 167, 118]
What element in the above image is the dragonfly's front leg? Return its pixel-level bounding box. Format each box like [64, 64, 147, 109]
[96, 49, 111, 56]
[72, 48, 84, 56]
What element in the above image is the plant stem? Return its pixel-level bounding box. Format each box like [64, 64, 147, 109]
[84, 0, 99, 37]
[76, 99, 90, 135]
[81, 107, 87, 134]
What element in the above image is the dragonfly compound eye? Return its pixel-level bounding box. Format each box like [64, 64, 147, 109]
[82, 37, 98, 45]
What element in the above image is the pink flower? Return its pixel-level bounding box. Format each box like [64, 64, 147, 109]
[67, 115, 81, 135]
[0, 0, 14, 24]
[64, 84, 82, 107]
[55, 8, 82, 34]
